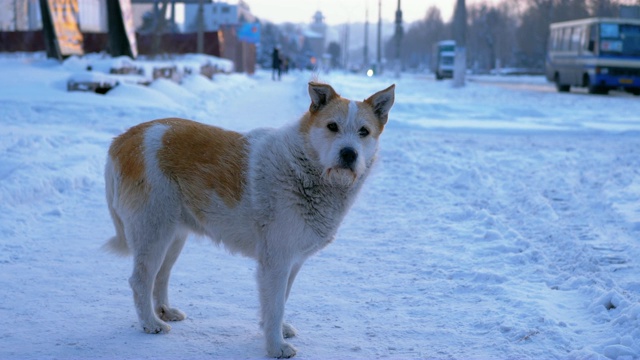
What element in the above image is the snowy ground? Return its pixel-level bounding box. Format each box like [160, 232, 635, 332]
[1, 55, 640, 360]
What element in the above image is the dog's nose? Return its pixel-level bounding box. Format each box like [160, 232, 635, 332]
[339, 147, 358, 167]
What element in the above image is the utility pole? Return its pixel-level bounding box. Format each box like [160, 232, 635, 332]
[197, 0, 204, 53]
[376, 0, 381, 75]
[13, 0, 18, 30]
[452, 0, 466, 87]
[394, 0, 403, 77]
[170, 1, 176, 33]
[364, 2, 369, 69]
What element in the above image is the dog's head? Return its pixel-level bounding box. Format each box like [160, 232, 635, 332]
[302, 82, 395, 186]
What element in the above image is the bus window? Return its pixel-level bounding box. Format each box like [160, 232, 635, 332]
[558, 28, 565, 50]
[571, 27, 583, 52]
[601, 23, 619, 38]
[620, 24, 640, 56]
[600, 23, 622, 53]
[599, 22, 639, 54]
[562, 27, 572, 51]
[553, 29, 561, 50]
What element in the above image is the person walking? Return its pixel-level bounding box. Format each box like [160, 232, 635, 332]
[272, 47, 282, 81]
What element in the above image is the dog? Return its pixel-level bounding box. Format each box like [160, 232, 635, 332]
[104, 81, 395, 358]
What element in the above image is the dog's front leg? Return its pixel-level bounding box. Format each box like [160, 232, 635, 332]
[281, 262, 302, 338]
[258, 260, 297, 358]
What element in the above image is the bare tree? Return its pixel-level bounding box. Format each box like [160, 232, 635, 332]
[467, 2, 518, 72]
[589, 0, 621, 16]
[152, 0, 171, 57]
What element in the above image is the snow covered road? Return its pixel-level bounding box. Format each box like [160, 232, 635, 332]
[1, 56, 640, 359]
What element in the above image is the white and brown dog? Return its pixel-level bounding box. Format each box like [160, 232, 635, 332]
[104, 82, 395, 358]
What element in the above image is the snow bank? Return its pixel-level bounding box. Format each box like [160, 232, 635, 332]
[1, 60, 640, 359]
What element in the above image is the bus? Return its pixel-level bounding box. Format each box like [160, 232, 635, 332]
[546, 17, 640, 95]
[433, 40, 455, 80]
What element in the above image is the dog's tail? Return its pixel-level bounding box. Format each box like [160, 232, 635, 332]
[103, 156, 131, 257]
[103, 234, 130, 256]
[103, 212, 131, 257]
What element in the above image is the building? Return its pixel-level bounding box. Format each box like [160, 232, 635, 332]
[300, 10, 327, 68]
[0, 0, 106, 32]
[184, 0, 254, 32]
[78, 0, 107, 32]
[0, 0, 41, 31]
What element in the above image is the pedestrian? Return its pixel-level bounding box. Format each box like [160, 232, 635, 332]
[272, 47, 282, 81]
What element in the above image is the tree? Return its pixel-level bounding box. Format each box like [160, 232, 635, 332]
[516, 0, 589, 69]
[467, 2, 518, 72]
[152, 1, 171, 56]
[383, 6, 447, 70]
[589, 0, 621, 16]
[139, 11, 179, 34]
[257, 22, 282, 68]
[419, 7, 448, 69]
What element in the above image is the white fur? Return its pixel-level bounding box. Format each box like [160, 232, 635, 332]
[105, 83, 394, 358]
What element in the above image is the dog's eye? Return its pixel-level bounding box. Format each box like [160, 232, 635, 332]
[327, 122, 339, 133]
[358, 127, 370, 137]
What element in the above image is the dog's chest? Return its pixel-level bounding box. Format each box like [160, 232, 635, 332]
[292, 180, 350, 240]
[249, 130, 359, 246]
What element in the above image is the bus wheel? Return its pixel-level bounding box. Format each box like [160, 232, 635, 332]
[555, 74, 570, 92]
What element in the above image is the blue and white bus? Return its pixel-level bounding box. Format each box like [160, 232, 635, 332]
[546, 17, 640, 95]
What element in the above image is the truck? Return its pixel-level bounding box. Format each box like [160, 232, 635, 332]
[433, 40, 456, 80]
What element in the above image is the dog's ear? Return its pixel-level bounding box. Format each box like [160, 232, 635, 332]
[364, 84, 395, 126]
[308, 82, 338, 113]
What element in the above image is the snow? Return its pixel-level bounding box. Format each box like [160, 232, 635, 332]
[1, 54, 640, 360]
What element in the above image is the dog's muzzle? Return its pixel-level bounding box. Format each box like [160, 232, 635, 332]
[338, 147, 358, 170]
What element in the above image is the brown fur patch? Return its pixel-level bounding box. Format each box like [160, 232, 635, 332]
[109, 121, 154, 210]
[301, 97, 350, 132]
[155, 118, 248, 216]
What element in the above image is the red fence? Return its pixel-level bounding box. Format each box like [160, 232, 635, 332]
[1, 31, 220, 57]
[0, 31, 46, 52]
[0, 30, 254, 74]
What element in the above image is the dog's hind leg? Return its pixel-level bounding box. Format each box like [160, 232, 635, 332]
[128, 223, 176, 334]
[258, 260, 297, 358]
[153, 230, 188, 322]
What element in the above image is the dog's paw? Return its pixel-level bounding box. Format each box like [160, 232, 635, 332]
[142, 319, 171, 334]
[158, 305, 186, 322]
[282, 323, 297, 338]
[267, 342, 297, 358]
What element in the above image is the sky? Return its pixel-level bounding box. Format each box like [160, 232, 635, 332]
[244, 0, 500, 26]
